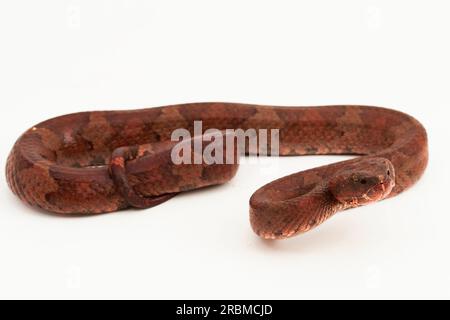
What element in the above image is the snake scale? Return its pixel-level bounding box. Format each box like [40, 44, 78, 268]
[6, 103, 428, 239]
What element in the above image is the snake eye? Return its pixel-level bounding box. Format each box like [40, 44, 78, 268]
[351, 175, 368, 185]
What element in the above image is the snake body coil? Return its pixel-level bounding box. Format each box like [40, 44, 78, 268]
[6, 103, 428, 239]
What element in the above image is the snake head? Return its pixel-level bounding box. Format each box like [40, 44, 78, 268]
[329, 157, 395, 208]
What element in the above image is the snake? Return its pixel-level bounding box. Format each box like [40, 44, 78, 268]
[6, 103, 428, 239]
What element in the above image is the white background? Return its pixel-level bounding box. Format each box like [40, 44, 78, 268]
[0, 0, 449, 299]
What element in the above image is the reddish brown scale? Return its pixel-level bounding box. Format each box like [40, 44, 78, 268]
[5, 104, 428, 239]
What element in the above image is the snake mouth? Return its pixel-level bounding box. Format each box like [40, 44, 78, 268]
[344, 182, 390, 208]
[364, 178, 395, 202]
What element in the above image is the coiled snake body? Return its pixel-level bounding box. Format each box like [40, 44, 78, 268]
[6, 103, 428, 239]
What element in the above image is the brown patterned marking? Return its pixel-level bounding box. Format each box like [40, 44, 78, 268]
[82, 113, 115, 150]
[5, 103, 428, 240]
[35, 127, 62, 152]
[244, 107, 284, 128]
[336, 106, 365, 126]
[121, 117, 147, 143]
[16, 161, 59, 209]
